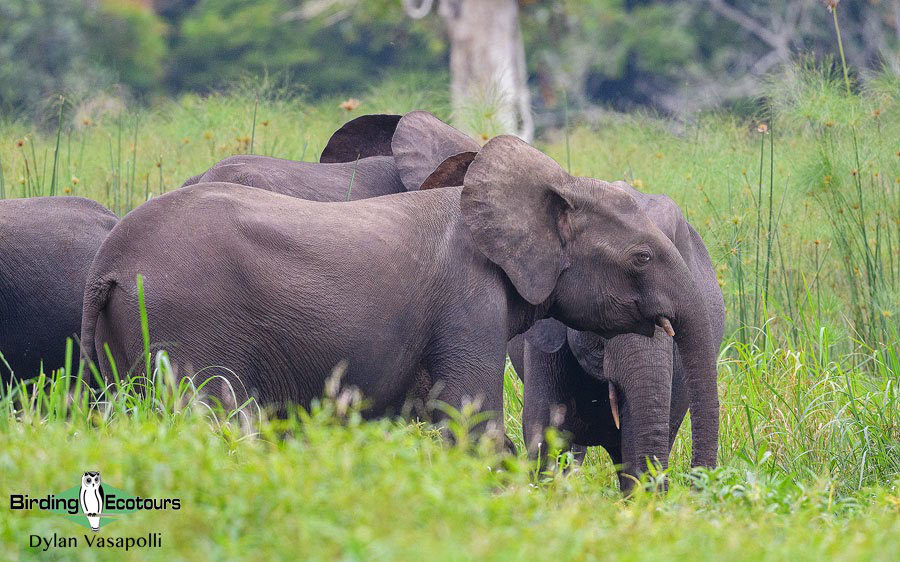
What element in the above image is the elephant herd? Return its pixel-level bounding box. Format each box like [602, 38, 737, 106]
[0, 111, 724, 491]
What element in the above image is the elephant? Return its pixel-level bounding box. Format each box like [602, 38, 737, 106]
[507, 184, 725, 491]
[0, 196, 117, 384]
[179, 111, 724, 472]
[177, 111, 479, 417]
[304, 116, 724, 481]
[180, 111, 480, 200]
[80, 135, 716, 448]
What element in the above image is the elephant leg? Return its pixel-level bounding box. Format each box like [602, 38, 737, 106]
[522, 342, 613, 472]
[603, 328, 673, 493]
[669, 346, 690, 448]
[522, 342, 567, 460]
[427, 344, 509, 449]
[507, 334, 525, 379]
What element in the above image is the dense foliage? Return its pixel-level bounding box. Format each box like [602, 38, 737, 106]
[0, 0, 167, 116]
[522, 0, 899, 115]
[167, 0, 444, 95]
[0, 0, 445, 117]
[2, 1, 896, 119]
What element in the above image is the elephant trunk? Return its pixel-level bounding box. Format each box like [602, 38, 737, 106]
[671, 287, 718, 469]
[604, 332, 673, 493]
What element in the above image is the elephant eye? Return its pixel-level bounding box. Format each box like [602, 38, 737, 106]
[632, 250, 653, 267]
[633, 250, 652, 265]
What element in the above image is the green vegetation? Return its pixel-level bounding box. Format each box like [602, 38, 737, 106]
[0, 0, 168, 115]
[0, 0, 445, 116]
[4, 1, 897, 119]
[1, 63, 898, 558]
[169, 0, 442, 95]
[2, 380, 899, 559]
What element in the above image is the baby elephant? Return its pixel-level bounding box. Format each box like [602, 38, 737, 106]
[0, 197, 117, 383]
[80, 136, 715, 443]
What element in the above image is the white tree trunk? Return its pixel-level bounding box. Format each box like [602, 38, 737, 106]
[437, 0, 533, 142]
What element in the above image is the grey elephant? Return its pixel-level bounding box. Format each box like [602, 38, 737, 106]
[180, 111, 480, 199]
[0, 196, 117, 383]
[80, 135, 715, 446]
[176, 110, 477, 419]
[308, 116, 725, 481]
[508, 183, 725, 491]
[179, 112, 723, 477]
[179, 111, 724, 472]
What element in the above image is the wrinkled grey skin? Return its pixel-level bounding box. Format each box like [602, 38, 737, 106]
[178, 111, 478, 418]
[0, 197, 117, 383]
[508, 185, 724, 491]
[180, 111, 480, 200]
[80, 136, 710, 444]
[180, 154, 403, 200]
[182, 111, 723, 477]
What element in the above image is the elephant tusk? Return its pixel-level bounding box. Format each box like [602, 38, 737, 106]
[656, 316, 675, 338]
[609, 382, 620, 430]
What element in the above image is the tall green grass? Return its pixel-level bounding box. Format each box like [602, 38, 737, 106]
[3, 344, 899, 559]
[0, 78, 450, 211]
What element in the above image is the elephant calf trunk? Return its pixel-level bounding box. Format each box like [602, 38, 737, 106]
[604, 330, 673, 493]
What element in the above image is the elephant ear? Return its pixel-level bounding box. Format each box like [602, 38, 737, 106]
[461, 135, 574, 305]
[567, 329, 606, 377]
[320, 114, 402, 163]
[419, 152, 477, 190]
[392, 110, 481, 190]
[524, 319, 568, 353]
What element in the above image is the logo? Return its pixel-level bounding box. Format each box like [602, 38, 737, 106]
[9, 470, 181, 552]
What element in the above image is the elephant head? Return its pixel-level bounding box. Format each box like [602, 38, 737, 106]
[562, 327, 675, 492]
[522, 189, 720, 488]
[448, 136, 718, 478]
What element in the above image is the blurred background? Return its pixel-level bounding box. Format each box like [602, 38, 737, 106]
[2, 0, 898, 133]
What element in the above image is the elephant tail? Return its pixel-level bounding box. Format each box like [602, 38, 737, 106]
[79, 274, 116, 386]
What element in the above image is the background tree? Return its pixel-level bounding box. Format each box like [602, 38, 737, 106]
[0, 0, 167, 117]
[404, 0, 534, 141]
[523, 0, 898, 121]
[2, 0, 896, 124]
[167, 0, 444, 97]
[83, 0, 167, 96]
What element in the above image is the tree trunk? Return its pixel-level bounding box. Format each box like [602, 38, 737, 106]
[437, 0, 533, 142]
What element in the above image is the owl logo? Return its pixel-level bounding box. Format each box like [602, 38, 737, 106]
[79, 471, 105, 532]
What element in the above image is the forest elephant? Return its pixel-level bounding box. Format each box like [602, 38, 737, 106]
[508, 183, 724, 491]
[1, 197, 117, 383]
[80, 136, 715, 450]
[182, 113, 724, 476]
